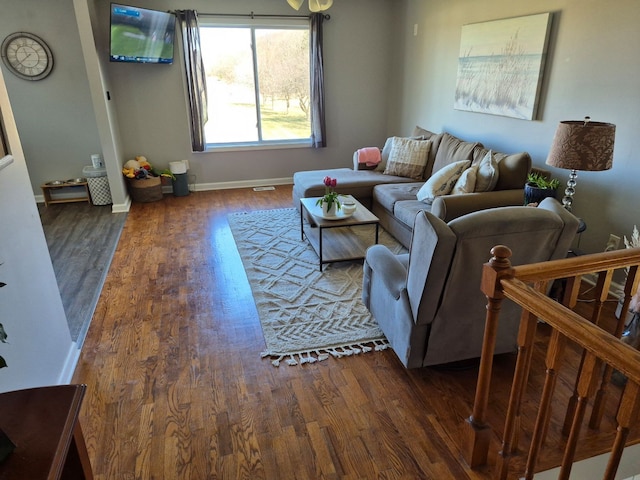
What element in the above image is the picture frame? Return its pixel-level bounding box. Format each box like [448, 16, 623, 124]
[454, 12, 552, 120]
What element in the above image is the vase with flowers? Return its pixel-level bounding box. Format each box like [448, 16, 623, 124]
[316, 176, 342, 217]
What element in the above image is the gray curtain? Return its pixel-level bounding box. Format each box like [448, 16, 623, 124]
[176, 10, 208, 152]
[310, 13, 326, 148]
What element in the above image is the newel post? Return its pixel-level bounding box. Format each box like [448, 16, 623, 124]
[465, 245, 514, 468]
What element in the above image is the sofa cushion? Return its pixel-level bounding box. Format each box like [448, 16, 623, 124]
[394, 200, 431, 229]
[293, 168, 416, 205]
[451, 165, 478, 194]
[416, 160, 470, 202]
[473, 147, 532, 190]
[383, 137, 431, 180]
[412, 126, 444, 178]
[372, 182, 424, 213]
[474, 150, 499, 192]
[377, 135, 424, 172]
[412, 125, 437, 138]
[432, 133, 480, 175]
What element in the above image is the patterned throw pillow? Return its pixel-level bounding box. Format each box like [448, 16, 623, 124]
[474, 150, 499, 192]
[416, 160, 471, 202]
[451, 165, 478, 194]
[383, 137, 431, 180]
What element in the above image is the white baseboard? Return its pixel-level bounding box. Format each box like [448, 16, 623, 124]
[57, 341, 83, 384]
[111, 195, 131, 213]
[35, 178, 293, 210]
[192, 177, 293, 191]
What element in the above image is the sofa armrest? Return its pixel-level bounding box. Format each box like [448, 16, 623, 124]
[363, 245, 407, 300]
[430, 189, 526, 222]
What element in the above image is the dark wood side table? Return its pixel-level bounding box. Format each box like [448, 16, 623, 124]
[0, 385, 93, 480]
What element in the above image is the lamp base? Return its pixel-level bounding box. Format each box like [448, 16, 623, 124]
[561, 169, 578, 211]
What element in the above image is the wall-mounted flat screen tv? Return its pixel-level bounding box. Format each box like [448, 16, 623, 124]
[110, 3, 176, 64]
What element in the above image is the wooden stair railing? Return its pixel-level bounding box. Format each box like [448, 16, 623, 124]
[465, 245, 640, 480]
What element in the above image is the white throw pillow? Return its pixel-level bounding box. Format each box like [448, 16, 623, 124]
[416, 160, 471, 202]
[451, 165, 478, 194]
[383, 137, 431, 180]
[474, 150, 499, 192]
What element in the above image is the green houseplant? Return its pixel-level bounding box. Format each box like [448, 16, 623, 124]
[524, 172, 560, 205]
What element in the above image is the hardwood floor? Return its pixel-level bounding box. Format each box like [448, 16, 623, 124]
[39, 202, 127, 343]
[71, 187, 638, 479]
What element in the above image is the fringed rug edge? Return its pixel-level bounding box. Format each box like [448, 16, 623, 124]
[261, 338, 389, 367]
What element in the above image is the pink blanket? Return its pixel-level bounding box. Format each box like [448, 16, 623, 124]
[357, 147, 381, 167]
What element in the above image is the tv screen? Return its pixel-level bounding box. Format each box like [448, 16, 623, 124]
[110, 3, 176, 64]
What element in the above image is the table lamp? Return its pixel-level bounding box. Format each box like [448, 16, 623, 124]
[546, 117, 616, 211]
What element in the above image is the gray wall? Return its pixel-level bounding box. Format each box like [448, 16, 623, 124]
[0, 68, 75, 393]
[0, 0, 103, 193]
[391, 0, 640, 257]
[96, 0, 397, 187]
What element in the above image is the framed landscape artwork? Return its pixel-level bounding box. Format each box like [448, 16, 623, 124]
[454, 12, 552, 120]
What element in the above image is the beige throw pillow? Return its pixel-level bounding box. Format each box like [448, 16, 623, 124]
[383, 137, 431, 180]
[416, 160, 471, 202]
[474, 150, 499, 192]
[377, 135, 425, 172]
[451, 165, 478, 194]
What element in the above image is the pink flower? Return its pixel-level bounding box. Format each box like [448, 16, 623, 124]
[316, 176, 342, 211]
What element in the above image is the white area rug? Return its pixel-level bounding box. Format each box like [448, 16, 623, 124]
[228, 208, 406, 366]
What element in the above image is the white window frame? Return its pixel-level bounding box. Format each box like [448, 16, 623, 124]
[199, 16, 312, 151]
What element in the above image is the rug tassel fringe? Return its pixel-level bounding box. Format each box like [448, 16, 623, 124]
[373, 340, 389, 351]
[262, 340, 388, 367]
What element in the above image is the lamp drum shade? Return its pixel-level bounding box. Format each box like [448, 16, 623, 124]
[546, 120, 615, 171]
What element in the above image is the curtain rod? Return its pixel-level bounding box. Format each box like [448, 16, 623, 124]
[195, 11, 330, 20]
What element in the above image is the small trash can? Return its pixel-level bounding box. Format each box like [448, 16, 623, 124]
[169, 160, 190, 197]
[82, 165, 112, 205]
[172, 174, 189, 197]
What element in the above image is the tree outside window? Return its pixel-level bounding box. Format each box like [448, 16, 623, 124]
[200, 23, 311, 146]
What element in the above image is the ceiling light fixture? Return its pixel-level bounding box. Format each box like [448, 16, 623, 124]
[287, 0, 333, 12]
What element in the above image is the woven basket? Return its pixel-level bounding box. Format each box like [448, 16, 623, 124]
[127, 176, 163, 203]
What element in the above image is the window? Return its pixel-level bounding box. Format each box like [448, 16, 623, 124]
[199, 18, 311, 148]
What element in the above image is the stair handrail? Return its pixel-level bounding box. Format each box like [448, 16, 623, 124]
[465, 245, 640, 480]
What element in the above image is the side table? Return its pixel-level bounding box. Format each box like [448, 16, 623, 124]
[300, 196, 380, 271]
[568, 218, 587, 257]
[0, 384, 93, 479]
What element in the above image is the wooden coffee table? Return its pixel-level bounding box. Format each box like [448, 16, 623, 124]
[300, 196, 379, 271]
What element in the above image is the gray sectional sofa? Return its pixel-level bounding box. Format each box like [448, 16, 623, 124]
[292, 126, 532, 248]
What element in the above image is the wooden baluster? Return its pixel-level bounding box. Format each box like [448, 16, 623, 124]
[466, 246, 513, 468]
[523, 328, 567, 480]
[495, 308, 539, 480]
[559, 352, 602, 480]
[562, 274, 582, 309]
[603, 381, 640, 480]
[590, 268, 637, 428]
[508, 281, 549, 455]
[510, 281, 551, 455]
[563, 270, 612, 435]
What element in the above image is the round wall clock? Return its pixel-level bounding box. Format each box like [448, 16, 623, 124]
[1, 32, 54, 81]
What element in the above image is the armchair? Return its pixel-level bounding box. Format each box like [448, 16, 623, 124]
[362, 198, 579, 368]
